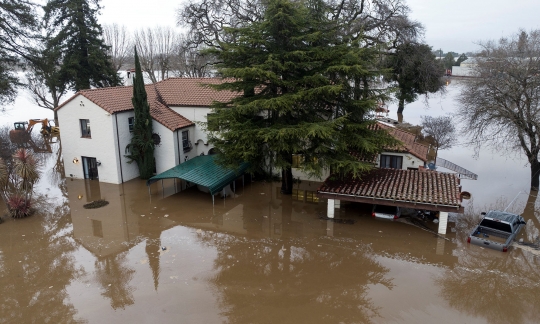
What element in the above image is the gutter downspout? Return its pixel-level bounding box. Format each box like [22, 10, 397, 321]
[115, 114, 124, 183]
[176, 129, 181, 165]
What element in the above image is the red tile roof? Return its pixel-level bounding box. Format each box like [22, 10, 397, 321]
[318, 168, 462, 211]
[55, 78, 239, 131]
[155, 78, 240, 107]
[375, 122, 429, 162]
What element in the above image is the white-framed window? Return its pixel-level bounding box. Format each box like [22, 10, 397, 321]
[80, 119, 91, 138]
[128, 117, 134, 132]
[182, 130, 192, 152]
[380, 154, 403, 169]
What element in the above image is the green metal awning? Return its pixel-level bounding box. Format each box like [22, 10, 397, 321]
[146, 155, 249, 195]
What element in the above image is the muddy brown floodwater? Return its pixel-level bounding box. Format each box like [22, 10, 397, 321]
[1, 80, 540, 323]
[1, 171, 540, 324]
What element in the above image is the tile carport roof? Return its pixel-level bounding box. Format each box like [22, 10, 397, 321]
[54, 78, 240, 131]
[317, 168, 463, 213]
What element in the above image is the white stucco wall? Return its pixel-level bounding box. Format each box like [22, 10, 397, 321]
[375, 152, 425, 170]
[292, 168, 329, 182]
[153, 120, 178, 174]
[58, 95, 122, 184]
[114, 111, 139, 182]
[170, 106, 211, 145]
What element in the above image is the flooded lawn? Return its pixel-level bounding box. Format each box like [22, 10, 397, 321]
[1, 80, 540, 323]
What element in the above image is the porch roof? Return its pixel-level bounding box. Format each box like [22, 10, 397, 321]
[317, 168, 464, 213]
[146, 155, 249, 195]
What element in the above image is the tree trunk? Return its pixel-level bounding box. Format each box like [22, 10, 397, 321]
[530, 158, 540, 191]
[397, 97, 405, 114]
[281, 153, 293, 195]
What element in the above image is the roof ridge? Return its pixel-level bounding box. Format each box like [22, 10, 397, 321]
[80, 85, 133, 92]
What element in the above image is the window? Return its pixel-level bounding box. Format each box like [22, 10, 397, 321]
[128, 117, 134, 132]
[182, 130, 192, 152]
[292, 155, 303, 168]
[306, 191, 319, 203]
[380, 154, 403, 169]
[292, 189, 304, 202]
[92, 220, 103, 238]
[80, 119, 91, 138]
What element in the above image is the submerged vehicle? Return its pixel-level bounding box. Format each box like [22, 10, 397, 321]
[372, 205, 401, 220]
[467, 210, 526, 252]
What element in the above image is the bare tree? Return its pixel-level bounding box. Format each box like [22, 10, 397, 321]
[171, 35, 214, 78]
[176, 0, 422, 50]
[154, 26, 179, 81]
[24, 39, 68, 122]
[457, 29, 540, 190]
[103, 23, 132, 73]
[134, 28, 157, 83]
[134, 26, 179, 83]
[420, 115, 456, 157]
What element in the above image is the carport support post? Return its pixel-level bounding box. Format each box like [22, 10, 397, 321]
[327, 199, 335, 218]
[438, 211, 449, 234]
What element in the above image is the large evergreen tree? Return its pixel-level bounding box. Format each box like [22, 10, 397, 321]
[43, 0, 120, 91]
[125, 48, 155, 179]
[206, 0, 395, 194]
[386, 43, 444, 114]
[0, 0, 37, 106]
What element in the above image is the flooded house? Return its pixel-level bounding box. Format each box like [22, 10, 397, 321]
[55, 78, 237, 184]
[55, 77, 466, 234]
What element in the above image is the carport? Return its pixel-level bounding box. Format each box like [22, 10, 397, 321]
[146, 155, 249, 204]
[317, 168, 465, 234]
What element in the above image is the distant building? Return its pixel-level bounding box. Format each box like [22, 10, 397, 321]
[452, 57, 478, 77]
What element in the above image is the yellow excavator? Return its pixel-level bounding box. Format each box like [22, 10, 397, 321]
[9, 119, 59, 144]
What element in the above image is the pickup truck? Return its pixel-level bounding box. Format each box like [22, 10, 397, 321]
[467, 210, 526, 252]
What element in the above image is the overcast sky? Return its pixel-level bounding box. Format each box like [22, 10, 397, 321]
[98, 0, 540, 54]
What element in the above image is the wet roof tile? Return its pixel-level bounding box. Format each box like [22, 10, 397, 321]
[318, 168, 462, 207]
[155, 78, 240, 106]
[375, 122, 429, 161]
[55, 78, 240, 131]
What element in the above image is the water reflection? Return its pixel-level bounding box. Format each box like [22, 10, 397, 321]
[439, 244, 540, 324]
[3, 157, 539, 323]
[0, 193, 82, 323]
[94, 253, 136, 309]
[201, 232, 390, 323]
[439, 191, 540, 324]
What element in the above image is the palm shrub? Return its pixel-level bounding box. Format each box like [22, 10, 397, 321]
[0, 149, 40, 218]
